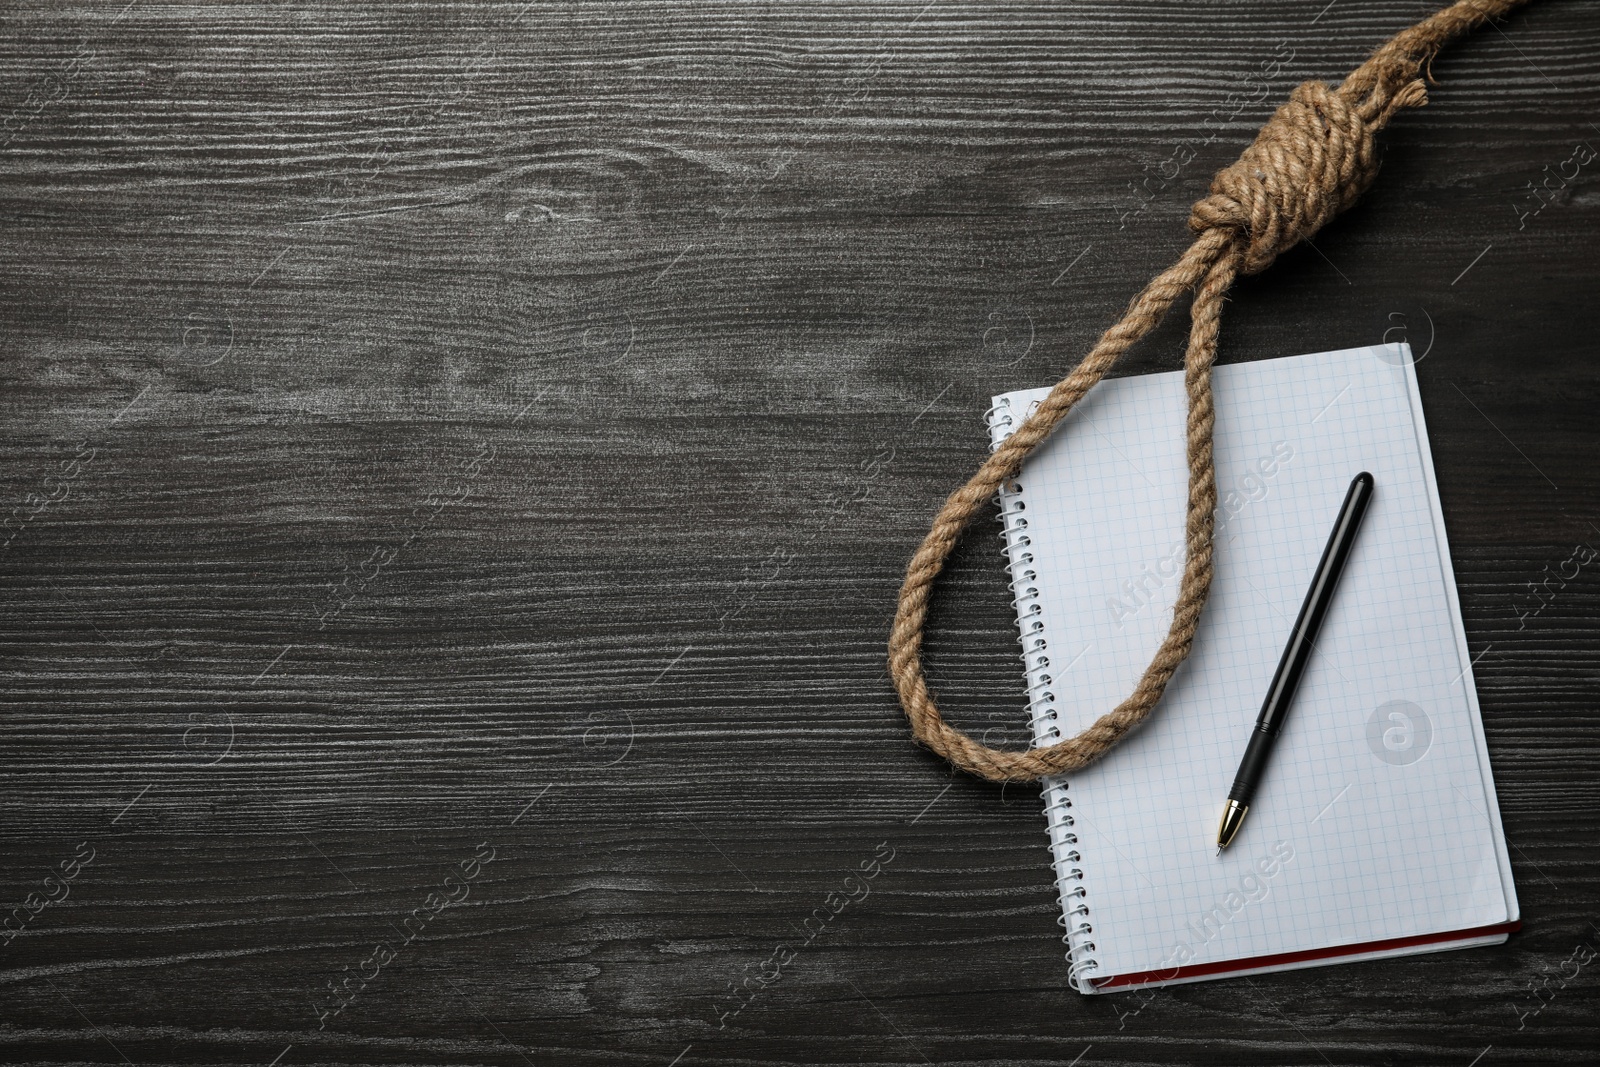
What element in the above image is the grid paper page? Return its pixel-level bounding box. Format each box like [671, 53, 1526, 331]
[993, 343, 1517, 988]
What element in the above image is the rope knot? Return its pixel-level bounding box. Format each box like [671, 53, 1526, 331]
[1189, 77, 1427, 275]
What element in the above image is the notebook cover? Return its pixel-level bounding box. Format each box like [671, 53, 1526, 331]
[991, 343, 1519, 992]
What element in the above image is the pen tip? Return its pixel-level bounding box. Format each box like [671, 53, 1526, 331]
[1215, 847, 1222, 857]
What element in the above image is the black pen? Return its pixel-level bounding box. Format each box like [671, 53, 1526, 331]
[1216, 472, 1375, 853]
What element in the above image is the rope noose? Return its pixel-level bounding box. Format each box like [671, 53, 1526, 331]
[888, 0, 1536, 783]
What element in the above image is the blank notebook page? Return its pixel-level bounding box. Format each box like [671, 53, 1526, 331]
[992, 343, 1516, 989]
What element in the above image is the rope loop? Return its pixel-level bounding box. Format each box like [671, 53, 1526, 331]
[888, 0, 1535, 784]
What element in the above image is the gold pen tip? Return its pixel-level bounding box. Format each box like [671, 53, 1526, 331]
[1216, 800, 1249, 851]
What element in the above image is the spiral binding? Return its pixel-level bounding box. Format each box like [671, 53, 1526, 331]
[988, 395, 1100, 992]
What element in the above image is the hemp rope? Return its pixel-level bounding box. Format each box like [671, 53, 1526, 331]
[889, 0, 1536, 783]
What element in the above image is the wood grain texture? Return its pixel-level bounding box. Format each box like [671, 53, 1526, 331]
[1, 1, 1597, 1064]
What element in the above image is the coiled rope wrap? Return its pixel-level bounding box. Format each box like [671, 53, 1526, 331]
[888, 0, 1535, 784]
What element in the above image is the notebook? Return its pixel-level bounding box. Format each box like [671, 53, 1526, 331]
[990, 342, 1519, 992]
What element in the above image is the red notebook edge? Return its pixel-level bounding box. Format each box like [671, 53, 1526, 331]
[1093, 921, 1522, 991]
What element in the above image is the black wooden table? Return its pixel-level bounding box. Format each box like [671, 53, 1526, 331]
[3, 2, 1597, 1064]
